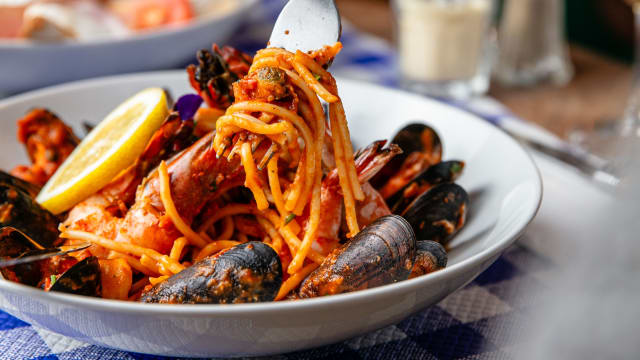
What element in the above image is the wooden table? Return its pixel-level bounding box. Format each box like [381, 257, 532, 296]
[336, 0, 632, 138]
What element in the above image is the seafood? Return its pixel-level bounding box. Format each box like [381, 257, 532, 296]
[63, 108, 210, 254]
[109, 130, 257, 253]
[387, 160, 465, 214]
[11, 109, 80, 187]
[49, 256, 101, 297]
[98, 258, 133, 300]
[97, 110, 195, 210]
[371, 123, 442, 198]
[2, 0, 197, 41]
[0, 227, 47, 286]
[315, 140, 401, 249]
[0, 226, 88, 292]
[187, 45, 252, 109]
[0, 40, 468, 303]
[0, 171, 59, 248]
[402, 183, 469, 245]
[409, 240, 448, 279]
[141, 242, 282, 304]
[299, 215, 416, 298]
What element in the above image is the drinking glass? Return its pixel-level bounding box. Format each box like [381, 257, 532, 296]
[575, 0, 640, 177]
[392, 0, 497, 99]
[494, 0, 573, 87]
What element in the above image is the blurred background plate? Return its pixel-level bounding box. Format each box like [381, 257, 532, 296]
[0, 0, 257, 95]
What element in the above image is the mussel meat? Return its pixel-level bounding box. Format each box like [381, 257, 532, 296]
[298, 215, 416, 298]
[49, 256, 102, 297]
[0, 171, 59, 248]
[141, 242, 282, 304]
[388, 160, 465, 214]
[402, 183, 469, 245]
[409, 240, 448, 279]
[370, 123, 443, 198]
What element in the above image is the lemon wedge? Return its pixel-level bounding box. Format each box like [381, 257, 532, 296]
[37, 88, 169, 214]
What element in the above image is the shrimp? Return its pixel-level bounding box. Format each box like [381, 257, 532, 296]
[312, 140, 401, 253]
[64, 112, 198, 254]
[114, 131, 249, 254]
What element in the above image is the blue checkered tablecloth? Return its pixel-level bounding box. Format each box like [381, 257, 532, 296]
[0, 1, 555, 359]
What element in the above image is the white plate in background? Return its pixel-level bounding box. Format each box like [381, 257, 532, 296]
[0, 72, 542, 357]
[0, 0, 257, 94]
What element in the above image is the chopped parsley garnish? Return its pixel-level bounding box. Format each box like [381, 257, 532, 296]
[450, 162, 462, 174]
[284, 213, 296, 225]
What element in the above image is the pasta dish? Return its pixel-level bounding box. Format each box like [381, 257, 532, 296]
[0, 42, 468, 303]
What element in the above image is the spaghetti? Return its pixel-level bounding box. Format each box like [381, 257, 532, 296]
[55, 42, 368, 301]
[211, 43, 362, 277]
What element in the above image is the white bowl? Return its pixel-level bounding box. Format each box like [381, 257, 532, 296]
[0, 72, 542, 357]
[0, 0, 257, 94]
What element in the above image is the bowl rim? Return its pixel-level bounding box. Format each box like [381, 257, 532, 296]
[0, 71, 543, 315]
[0, 0, 258, 49]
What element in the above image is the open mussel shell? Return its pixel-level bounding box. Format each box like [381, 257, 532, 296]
[298, 215, 416, 298]
[141, 242, 282, 304]
[0, 171, 41, 198]
[0, 171, 59, 248]
[49, 256, 101, 297]
[0, 227, 46, 285]
[409, 241, 448, 279]
[388, 160, 465, 214]
[392, 123, 442, 160]
[402, 183, 469, 246]
[370, 123, 443, 189]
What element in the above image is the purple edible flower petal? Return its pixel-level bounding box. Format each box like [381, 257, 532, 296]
[173, 94, 203, 121]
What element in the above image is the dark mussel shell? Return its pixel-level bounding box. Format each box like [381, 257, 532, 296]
[49, 256, 101, 297]
[0, 228, 45, 285]
[370, 123, 442, 189]
[402, 183, 469, 246]
[388, 160, 465, 214]
[298, 215, 416, 298]
[141, 242, 282, 304]
[0, 171, 40, 198]
[0, 171, 59, 248]
[409, 241, 448, 279]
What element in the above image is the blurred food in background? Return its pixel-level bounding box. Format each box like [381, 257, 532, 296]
[0, 0, 236, 42]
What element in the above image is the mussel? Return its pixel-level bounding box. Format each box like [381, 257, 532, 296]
[390, 123, 442, 162]
[187, 45, 251, 109]
[0, 170, 40, 198]
[141, 242, 282, 304]
[402, 183, 469, 245]
[298, 215, 416, 298]
[49, 256, 101, 297]
[0, 225, 100, 296]
[387, 160, 465, 214]
[0, 171, 59, 248]
[370, 123, 443, 198]
[409, 241, 448, 279]
[0, 227, 46, 286]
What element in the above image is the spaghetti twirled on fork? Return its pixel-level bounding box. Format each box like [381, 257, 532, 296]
[208, 44, 363, 277]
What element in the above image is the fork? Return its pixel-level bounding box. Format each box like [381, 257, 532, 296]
[269, 0, 342, 53]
